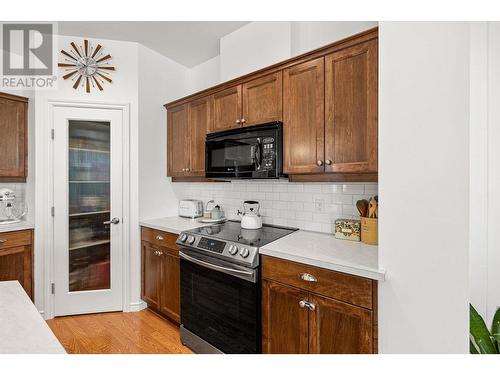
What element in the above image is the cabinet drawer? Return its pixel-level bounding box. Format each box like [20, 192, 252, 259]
[141, 227, 178, 251]
[0, 230, 32, 250]
[262, 255, 373, 309]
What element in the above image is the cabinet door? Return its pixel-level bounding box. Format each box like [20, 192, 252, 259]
[187, 97, 210, 176]
[211, 86, 242, 132]
[283, 58, 325, 174]
[242, 72, 282, 127]
[167, 104, 190, 177]
[325, 39, 378, 173]
[309, 293, 373, 354]
[0, 245, 32, 299]
[262, 279, 309, 354]
[0, 94, 28, 181]
[159, 249, 180, 323]
[141, 241, 160, 310]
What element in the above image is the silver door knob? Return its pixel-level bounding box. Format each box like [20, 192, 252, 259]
[103, 217, 120, 225]
[317, 160, 324, 166]
[325, 159, 332, 165]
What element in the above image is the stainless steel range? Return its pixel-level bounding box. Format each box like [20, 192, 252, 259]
[176, 221, 297, 354]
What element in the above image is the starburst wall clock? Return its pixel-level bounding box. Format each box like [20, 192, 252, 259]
[58, 40, 115, 93]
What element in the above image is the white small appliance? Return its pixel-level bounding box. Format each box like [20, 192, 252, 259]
[238, 201, 263, 229]
[178, 199, 203, 218]
[0, 188, 27, 225]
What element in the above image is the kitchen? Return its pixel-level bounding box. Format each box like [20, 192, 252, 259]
[0, 9, 494, 367]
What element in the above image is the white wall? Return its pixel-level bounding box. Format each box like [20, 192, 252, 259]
[34, 35, 140, 316]
[188, 55, 220, 94]
[220, 22, 292, 81]
[290, 21, 378, 56]
[378, 22, 470, 353]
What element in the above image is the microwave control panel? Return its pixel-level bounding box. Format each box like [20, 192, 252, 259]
[261, 137, 275, 170]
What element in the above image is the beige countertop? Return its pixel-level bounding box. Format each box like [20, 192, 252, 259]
[140, 216, 384, 281]
[260, 230, 384, 281]
[0, 220, 34, 233]
[0, 281, 66, 354]
[140, 216, 208, 234]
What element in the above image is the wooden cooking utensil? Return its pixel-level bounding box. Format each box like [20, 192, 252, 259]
[356, 199, 369, 217]
[368, 197, 377, 218]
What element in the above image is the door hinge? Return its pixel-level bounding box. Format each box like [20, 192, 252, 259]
[51, 283, 55, 295]
[51, 129, 54, 140]
[51, 206, 55, 217]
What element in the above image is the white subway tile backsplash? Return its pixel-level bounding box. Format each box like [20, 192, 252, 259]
[172, 180, 377, 234]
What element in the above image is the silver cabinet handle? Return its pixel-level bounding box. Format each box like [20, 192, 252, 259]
[155, 235, 164, 241]
[317, 160, 324, 166]
[103, 217, 120, 225]
[325, 159, 332, 165]
[0, 239, 6, 244]
[299, 300, 316, 311]
[300, 273, 317, 282]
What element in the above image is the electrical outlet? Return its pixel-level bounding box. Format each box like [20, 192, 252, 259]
[315, 198, 325, 212]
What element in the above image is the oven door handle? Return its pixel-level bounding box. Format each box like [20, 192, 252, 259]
[179, 251, 256, 281]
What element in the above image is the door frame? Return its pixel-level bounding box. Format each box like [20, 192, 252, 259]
[41, 100, 131, 319]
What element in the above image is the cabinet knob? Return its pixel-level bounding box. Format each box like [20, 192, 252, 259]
[325, 159, 332, 165]
[236, 119, 241, 124]
[241, 118, 246, 124]
[300, 273, 317, 282]
[0, 239, 6, 244]
[155, 235, 164, 241]
[299, 300, 316, 311]
[316, 160, 324, 166]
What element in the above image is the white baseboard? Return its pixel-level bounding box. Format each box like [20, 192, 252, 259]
[126, 300, 147, 312]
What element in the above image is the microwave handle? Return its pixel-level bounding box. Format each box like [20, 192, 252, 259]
[255, 138, 262, 170]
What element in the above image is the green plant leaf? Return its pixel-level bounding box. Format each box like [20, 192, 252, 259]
[470, 304, 498, 354]
[492, 308, 500, 352]
[470, 338, 479, 354]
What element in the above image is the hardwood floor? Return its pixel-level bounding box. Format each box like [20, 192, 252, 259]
[46, 309, 193, 354]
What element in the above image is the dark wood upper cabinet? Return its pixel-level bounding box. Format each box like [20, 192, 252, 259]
[141, 227, 180, 324]
[0, 92, 28, 182]
[283, 58, 325, 174]
[211, 86, 242, 132]
[167, 104, 190, 177]
[309, 293, 373, 354]
[262, 279, 309, 354]
[0, 230, 33, 300]
[187, 97, 210, 176]
[325, 39, 378, 173]
[242, 72, 282, 127]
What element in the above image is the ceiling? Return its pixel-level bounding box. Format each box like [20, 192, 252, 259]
[57, 21, 249, 68]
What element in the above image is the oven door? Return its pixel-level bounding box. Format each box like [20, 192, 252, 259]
[179, 248, 260, 354]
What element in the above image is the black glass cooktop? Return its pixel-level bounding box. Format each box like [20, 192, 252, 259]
[189, 221, 297, 247]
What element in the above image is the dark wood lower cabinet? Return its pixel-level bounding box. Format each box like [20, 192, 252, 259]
[141, 227, 180, 324]
[262, 279, 309, 354]
[0, 229, 33, 300]
[309, 293, 373, 354]
[262, 255, 377, 354]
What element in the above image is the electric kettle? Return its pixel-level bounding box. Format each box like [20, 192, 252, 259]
[238, 200, 263, 229]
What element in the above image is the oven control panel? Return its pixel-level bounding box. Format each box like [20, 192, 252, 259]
[197, 237, 226, 254]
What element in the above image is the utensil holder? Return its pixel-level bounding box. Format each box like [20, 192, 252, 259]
[361, 217, 378, 245]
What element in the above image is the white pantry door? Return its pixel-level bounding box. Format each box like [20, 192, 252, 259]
[53, 106, 123, 316]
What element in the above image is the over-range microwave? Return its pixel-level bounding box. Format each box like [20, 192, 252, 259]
[205, 122, 284, 179]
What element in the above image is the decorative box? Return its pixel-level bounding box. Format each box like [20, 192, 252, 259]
[334, 218, 361, 241]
